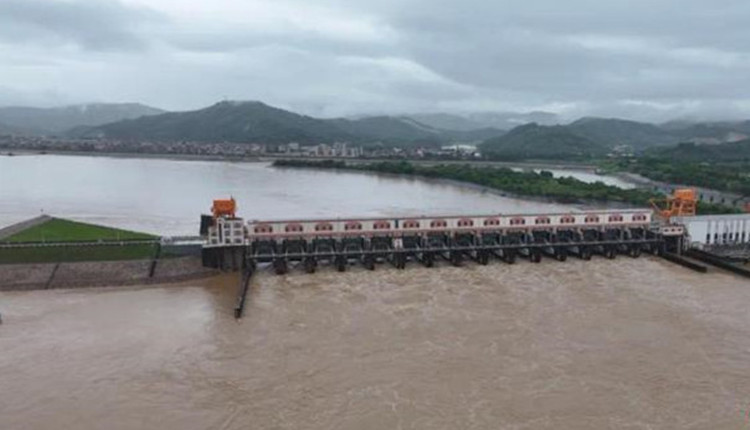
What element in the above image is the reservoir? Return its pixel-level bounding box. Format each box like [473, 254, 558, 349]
[0, 154, 587, 236]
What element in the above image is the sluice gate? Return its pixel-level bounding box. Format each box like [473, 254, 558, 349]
[197, 195, 750, 318]
[209, 237, 664, 275]
[201, 202, 686, 274]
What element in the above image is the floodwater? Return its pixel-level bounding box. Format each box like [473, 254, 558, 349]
[0, 154, 605, 236]
[2, 258, 750, 429]
[2, 154, 749, 428]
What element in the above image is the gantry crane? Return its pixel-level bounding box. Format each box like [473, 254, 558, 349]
[650, 188, 697, 221]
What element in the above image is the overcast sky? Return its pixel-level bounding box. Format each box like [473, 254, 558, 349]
[1, 0, 749, 121]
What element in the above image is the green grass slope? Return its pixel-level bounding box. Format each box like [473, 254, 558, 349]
[5, 218, 156, 243]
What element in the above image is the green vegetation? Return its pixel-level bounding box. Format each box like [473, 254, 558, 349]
[695, 201, 743, 215]
[5, 218, 156, 243]
[633, 160, 750, 196]
[275, 159, 741, 215]
[602, 140, 750, 197]
[567, 117, 679, 150]
[477, 119, 750, 162]
[0, 217, 158, 264]
[0, 244, 158, 264]
[648, 140, 750, 163]
[275, 159, 660, 206]
[479, 123, 607, 161]
[80, 101, 490, 147]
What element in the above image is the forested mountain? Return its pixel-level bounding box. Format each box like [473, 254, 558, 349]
[0, 103, 163, 135]
[332, 116, 505, 144]
[77, 101, 350, 144]
[663, 120, 750, 144]
[329, 116, 441, 144]
[466, 111, 560, 129]
[0, 121, 25, 136]
[75, 101, 504, 146]
[647, 140, 750, 162]
[477, 117, 750, 160]
[17, 98, 743, 152]
[406, 111, 560, 131]
[406, 113, 492, 131]
[479, 123, 607, 159]
[568, 117, 679, 149]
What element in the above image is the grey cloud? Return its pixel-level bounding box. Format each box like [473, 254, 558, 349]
[353, 0, 750, 118]
[2, 0, 750, 121]
[0, 0, 163, 51]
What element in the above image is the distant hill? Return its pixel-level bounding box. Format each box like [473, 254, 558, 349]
[648, 140, 750, 162]
[479, 117, 750, 160]
[330, 115, 504, 145]
[60, 99, 750, 151]
[77, 101, 502, 146]
[406, 113, 490, 132]
[0, 103, 164, 136]
[568, 117, 679, 149]
[329, 116, 441, 144]
[406, 111, 560, 132]
[467, 111, 560, 129]
[479, 123, 607, 160]
[0, 121, 24, 136]
[441, 127, 506, 142]
[79, 101, 351, 144]
[663, 120, 750, 144]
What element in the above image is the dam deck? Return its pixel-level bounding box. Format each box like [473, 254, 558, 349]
[201, 208, 686, 273]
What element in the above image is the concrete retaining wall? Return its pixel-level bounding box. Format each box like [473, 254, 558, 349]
[48, 260, 152, 289]
[0, 263, 56, 290]
[0, 257, 218, 291]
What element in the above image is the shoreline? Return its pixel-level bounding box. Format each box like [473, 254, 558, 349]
[0, 256, 218, 292]
[0, 148, 599, 171]
[272, 164, 647, 211]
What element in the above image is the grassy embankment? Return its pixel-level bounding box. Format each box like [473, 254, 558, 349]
[0, 218, 159, 264]
[274, 159, 739, 214]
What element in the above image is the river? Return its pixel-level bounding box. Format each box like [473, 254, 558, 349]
[0, 154, 593, 236]
[2, 259, 750, 429]
[2, 154, 749, 429]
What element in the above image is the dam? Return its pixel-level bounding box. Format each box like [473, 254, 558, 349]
[200, 198, 688, 274]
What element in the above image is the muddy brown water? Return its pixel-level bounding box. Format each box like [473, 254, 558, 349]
[2, 257, 750, 429]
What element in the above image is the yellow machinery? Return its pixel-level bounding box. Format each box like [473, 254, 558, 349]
[651, 188, 697, 220]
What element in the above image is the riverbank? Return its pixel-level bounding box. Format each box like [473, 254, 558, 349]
[0, 256, 218, 291]
[0, 216, 160, 264]
[274, 159, 661, 208]
[274, 159, 744, 214]
[0, 148, 599, 171]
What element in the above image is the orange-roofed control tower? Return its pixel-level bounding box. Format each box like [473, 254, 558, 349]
[212, 198, 237, 219]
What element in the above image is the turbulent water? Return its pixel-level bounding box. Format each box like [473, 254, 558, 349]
[2, 154, 749, 428]
[2, 258, 750, 429]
